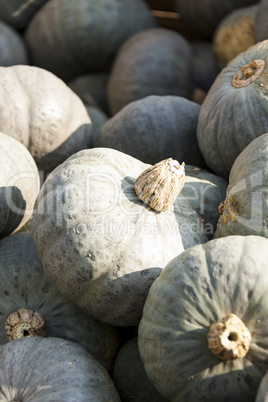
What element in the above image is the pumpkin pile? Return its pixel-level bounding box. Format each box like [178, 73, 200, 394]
[1, 0, 268, 400]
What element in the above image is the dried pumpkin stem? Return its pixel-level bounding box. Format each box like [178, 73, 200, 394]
[207, 313, 251, 360]
[232, 59, 265, 88]
[5, 308, 46, 341]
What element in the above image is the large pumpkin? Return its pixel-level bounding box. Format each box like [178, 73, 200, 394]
[138, 235, 268, 402]
[0, 337, 120, 400]
[24, 0, 157, 81]
[31, 147, 207, 326]
[0, 65, 92, 173]
[0, 132, 40, 238]
[197, 39, 268, 179]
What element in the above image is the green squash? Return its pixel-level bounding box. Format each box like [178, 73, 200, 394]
[0, 0, 48, 30]
[197, 40, 268, 179]
[214, 133, 268, 239]
[0, 20, 28, 66]
[31, 147, 207, 327]
[0, 337, 120, 400]
[94, 95, 206, 168]
[138, 235, 268, 402]
[107, 28, 194, 115]
[24, 0, 157, 81]
[0, 232, 119, 371]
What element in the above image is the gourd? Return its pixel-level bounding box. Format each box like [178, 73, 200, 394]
[0, 20, 28, 66]
[0, 132, 40, 238]
[0, 232, 119, 371]
[0, 0, 48, 30]
[212, 4, 257, 69]
[107, 28, 194, 116]
[24, 0, 157, 82]
[0, 64, 92, 173]
[0, 337, 120, 401]
[197, 40, 268, 179]
[138, 235, 268, 402]
[31, 147, 207, 327]
[256, 370, 268, 402]
[214, 133, 268, 239]
[254, 0, 268, 42]
[94, 95, 206, 168]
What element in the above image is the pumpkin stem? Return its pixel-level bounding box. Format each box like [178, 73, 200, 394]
[5, 308, 45, 341]
[207, 313, 251, 360]
[232, 59, 265, 88]
[134, 158, 185, 212]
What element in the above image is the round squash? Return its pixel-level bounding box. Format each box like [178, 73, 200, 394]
[31, 147, 207, 327]
[0, 132, 40, 238]
[0, 232, 119, 371]
[214, 132, 268, 239]
[94, 95, 206, 168]
[0, 64, 92, 173]
[0, 20, 28, 66]
[0, 336, 120, 400]
[138, 235, 268, 402]
[197, 40, 268, 179]
[254, 0, 268, 42]
[0, 0, 48, 30]
[24, 0, 157, 82]
[107, 27, 194, 115]
[191, 40, 219, 92]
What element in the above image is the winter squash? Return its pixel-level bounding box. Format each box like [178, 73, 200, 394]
[0, 337, 120, 400]
[191, 40, 219, 92]
[85, 105, 109, 144]
[113, 337, 168, 401]
[256, 370, 268, 402]
[31, 147, 207, 327]
[254, 0, 268, 42]
[0, 65, 92, 173]
[0, 132, 40, 238]
[214, 133, 268, 239]
[0, 20, 28, 66]
[107, 28, 194, 115]
[138, 235, 268, 402]
[175, 0, 259, 38]
[212, 4, 257, 69]
[0, 0, 48, 30]
[24, 0, 157, 81]
[197, 40, 268, 179]
[0, 232, 119, 371]
[94, 95, 206, 168]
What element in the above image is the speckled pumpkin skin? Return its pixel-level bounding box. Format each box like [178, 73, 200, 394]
[0, 337, 120, 401]
[197, 40, 268, 179]
[214, 133, 268, 239]
[138, 235, 268, 402]
[31, 148, 207, 326]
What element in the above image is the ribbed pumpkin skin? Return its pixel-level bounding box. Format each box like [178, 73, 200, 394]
[24, 0, 156, 82]
[31, 147, 207, 326]
[0, 65, 92, 173]
[108, 28, 194, 116]
[95, 95, 205, 168]
[0, 337, 120, 401]
[0, 232, 119, 371]
[197, 40, 268, 179]
[175, 0, 258, 38]
[138, 235, 268, 402]
[0, 0, 48, 30]
[0, 132, 40, 237]
[0, 20, 28, 66]
[214, 133, 268, 239]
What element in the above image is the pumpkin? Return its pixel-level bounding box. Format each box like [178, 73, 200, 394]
[31, 147, 207, 327]
[0, 231, 119, 371]
[212, 4, 257, 69]
[86, 105, 109, 144]
[24, 0, 157, 82]
[0, 132, 40, 238]
[256, 370, 268, 402]
[254, 0, 268, 42]
[214, 132, 268, 239]
[0, 20, 28, 66]
[0, 337, 120, 400]
[191, 40, 219, 92]
[107, 27, 194, 116]
[197, 40, 268, 179]
[113, 337, 168, 402]
[138, 235, 268, 402]
[175, 0, 259, 38]
[0, 64, 92, 173]
[94, 95, 206, 168]
[0, 0, 48, 30]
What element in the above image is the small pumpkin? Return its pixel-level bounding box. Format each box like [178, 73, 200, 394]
[0, 337, 120, 400]
[0, 132, 40, 238]
[197, 40, 268, 179]
[31, 148, 207, 327]
[107, 27, 194, 116]
[0, 0, 48, 30]
[0, 20, 28, 66]
[138, 235, 268, 402]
